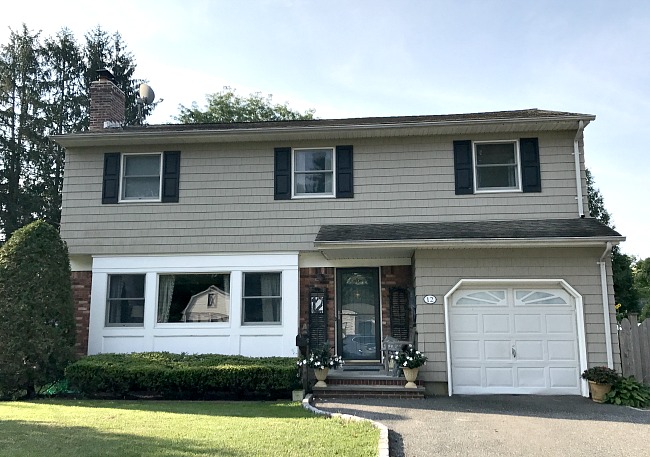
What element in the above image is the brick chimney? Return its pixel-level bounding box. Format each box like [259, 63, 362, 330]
[89, 69, 125, 130]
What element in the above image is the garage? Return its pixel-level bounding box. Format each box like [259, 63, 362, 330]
[448, 284, 584, 395]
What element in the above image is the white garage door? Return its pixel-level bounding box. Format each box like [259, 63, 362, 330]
[449, 287, 581, 395]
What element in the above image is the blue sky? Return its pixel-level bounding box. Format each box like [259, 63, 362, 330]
[4, 0, 648, 258]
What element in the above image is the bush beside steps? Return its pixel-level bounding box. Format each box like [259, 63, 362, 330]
[65, 352, 300, 400]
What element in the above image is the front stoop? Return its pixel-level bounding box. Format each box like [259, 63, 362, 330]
[312, 367, 425, 399]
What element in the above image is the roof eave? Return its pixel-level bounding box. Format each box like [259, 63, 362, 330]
[314, 236, 624, 250]
[51, 114, 597, 148]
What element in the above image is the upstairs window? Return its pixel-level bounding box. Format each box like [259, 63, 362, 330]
[102, 151, 180, 204]
[474, 141, 520, 192]
[121, 153, 162, 201]
[453, 138, 540, 195]
[293, 148, 334, 197]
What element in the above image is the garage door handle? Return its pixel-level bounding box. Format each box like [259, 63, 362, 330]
[511, 347, 517, 358]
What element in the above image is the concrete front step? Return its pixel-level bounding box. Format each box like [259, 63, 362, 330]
[313, 384, 426, 399]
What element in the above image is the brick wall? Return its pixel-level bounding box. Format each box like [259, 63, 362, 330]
[71, 271, 92, 356]
[380, 265, 413, 340]
[299, 265, 413, 353]
[89, 78, 125, 130]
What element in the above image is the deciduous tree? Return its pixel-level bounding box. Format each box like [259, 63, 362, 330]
[176, 87, 315, 123]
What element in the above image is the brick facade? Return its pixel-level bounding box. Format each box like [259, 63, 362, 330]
[89, 77, 125, 130]
[299, 265, 413, 354]
[71, 271, 92, 357]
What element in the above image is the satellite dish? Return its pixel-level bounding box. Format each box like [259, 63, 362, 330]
[138, 84, 155, 105]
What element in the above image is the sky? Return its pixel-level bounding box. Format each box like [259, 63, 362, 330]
[3, 0, 648, 258]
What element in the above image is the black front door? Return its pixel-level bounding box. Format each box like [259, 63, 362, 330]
[336, 268, 381, 361]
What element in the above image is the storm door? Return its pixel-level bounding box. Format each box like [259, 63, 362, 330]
[336, 268, 381, 361]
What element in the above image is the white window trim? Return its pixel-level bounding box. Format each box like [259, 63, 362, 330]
[241, 271, 283, 326]
[118, 152, 163, 203]
[291, 147, 336, 199]
[472, 140, 522, 194]
[105, 273, 146, 327]
[154, 272, 232, 328]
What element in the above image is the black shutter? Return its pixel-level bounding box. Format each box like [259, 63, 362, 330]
[520, 138, 541, 193]
[161, 151, 181, 202]
[389, 287, 410, 340]
[102, 152, 120, 204]
[335, 145, 354, 198]
[274, 147, 292, 200]
[453, 140, 473, 195]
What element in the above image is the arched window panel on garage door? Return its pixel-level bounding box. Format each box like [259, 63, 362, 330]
[515, 290, 570, 306]
[455, 290, 506, 306]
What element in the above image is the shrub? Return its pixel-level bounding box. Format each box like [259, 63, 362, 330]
[581, 366, 620, 385]
[65, 352, 301, 399]
[604, 376, 650, 408]
[0, 220, 76, 398]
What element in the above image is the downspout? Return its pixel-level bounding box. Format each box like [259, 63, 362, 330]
[574, 120, 586, 217]
[598, 241, 614, 368]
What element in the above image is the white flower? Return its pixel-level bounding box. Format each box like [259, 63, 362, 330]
[403, 361, 408, 367]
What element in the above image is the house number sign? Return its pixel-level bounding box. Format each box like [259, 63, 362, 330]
[423, 295, 437, 304]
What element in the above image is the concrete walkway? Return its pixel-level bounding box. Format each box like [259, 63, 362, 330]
[315, 395, 650, 457]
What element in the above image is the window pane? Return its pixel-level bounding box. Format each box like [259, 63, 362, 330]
[294, 172, 333, 194]
[124, 155, 160, 176]
[157, 274, 230, 323]
[243, 298, 282, 323]
[477, 166, 517, 189]
[295, 149, 333, 172]
[106, 274, 145, 325]
[243, 272, 281, 324]
[476, 143, 516, 165]
[123, 177, 160, 199]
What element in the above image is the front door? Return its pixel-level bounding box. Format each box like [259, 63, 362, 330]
[337, 268, 381, 361]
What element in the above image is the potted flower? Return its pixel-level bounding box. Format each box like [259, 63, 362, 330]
[391, 344, 427, 388]
[297, 342, 343, 387]
[581, 366, 620, 402]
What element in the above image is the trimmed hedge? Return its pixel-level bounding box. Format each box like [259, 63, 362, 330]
[65, 352, 300, 399]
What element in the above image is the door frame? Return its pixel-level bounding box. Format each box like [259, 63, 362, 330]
[443, 278, 588, 397]
[336, 267, 382, 362]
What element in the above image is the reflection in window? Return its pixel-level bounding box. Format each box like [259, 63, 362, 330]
[516, 290, 567, 305]
[294, 148, 334, 196]
[474, 142, 519, 191]
[122, 154, 161, 200]
[106, 274, 145, 326]
[243, 272, 282, 323]
[157, 274, 230, 323]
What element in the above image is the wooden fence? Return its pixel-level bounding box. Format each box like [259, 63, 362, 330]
[618, 313, 650, 384]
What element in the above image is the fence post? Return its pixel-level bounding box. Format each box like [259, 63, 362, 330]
[637, 317, 650, 384]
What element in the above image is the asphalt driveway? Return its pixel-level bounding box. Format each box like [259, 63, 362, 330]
[315, 395, 650, 457]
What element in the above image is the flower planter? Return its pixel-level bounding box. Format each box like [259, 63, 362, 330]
[314, 368, 329, 387]
[588, 381, 612, 403]
[403, 367, 419, 388]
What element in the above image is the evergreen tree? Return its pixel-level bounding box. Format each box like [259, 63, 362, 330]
[0, 25, 47, 241]
[0, 220, 75, 398]
[38, 28, 86, 226]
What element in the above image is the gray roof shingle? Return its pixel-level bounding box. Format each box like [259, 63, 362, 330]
[315, 218, 622, 244]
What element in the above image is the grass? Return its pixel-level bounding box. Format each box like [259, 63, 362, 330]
[0, 400, 379, 457]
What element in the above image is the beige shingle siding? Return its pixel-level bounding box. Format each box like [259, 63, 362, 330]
[413, 247, 620, 384]
[60, 130, 583, 256]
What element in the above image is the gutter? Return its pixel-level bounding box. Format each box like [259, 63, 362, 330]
[314, 236, 624, 251]
[574, 120, 586, 217]
[598, 241, 614, 368]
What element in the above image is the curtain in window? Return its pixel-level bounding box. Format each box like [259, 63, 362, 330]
[108, 275, 126, 323]
[158, 275, 175, 323]
[260, 273, 280, 322]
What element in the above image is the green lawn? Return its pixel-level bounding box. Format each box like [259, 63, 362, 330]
[0, 400, 378, 457]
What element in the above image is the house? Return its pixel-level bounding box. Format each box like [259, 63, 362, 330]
[54, 71, 624, 396]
